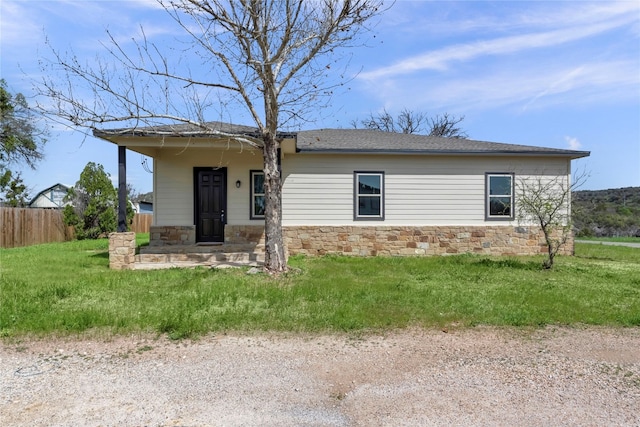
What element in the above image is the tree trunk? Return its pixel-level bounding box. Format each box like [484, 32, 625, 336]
[543, 228, 554, 269]
[543, 248, 554, 269]
[262, 133, 287, 273]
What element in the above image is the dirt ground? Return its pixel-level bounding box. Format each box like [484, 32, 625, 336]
[1, 326, 639, 426]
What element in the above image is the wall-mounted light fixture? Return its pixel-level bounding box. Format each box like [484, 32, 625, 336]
[236, 180, 241, 188]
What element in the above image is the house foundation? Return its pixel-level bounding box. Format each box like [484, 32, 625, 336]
[224, 225, 266, 245]
[149, 226, 196, 246]
[145, 224, 572, 258]
[283, 225, 573, 257]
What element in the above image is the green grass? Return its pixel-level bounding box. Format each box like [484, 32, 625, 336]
[576, 236, 640, 243]
[1, 237, 639, 339]
[575, 241, 640, 263]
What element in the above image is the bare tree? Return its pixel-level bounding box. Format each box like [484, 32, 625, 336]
[352, 108, 467, 138]
[36, 0, 384, 273]
[516, 169, 588, 269]
[426, 113, 467, 138]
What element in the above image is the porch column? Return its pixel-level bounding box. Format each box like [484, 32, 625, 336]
[118, 145, 127, 232]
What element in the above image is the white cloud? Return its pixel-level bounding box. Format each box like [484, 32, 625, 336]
[518, 59, 640, 111]
[565, 136, 582, 150]
[354, 1, 640, 113]
[0, 2, 44, 46]
[360, 11, 637, 80]
[126, 0, 168, 10]
[359, 58, 640, 113]
[383, 1, 639, 40]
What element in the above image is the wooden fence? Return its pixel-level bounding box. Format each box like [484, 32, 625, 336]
[0, 208, 153, 249]
[131, 213, 153, 235]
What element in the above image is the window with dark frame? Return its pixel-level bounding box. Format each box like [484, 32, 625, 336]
[354, 171, 384, 220]
[250, 170, 265, 219]
[486, 173, 514, 220]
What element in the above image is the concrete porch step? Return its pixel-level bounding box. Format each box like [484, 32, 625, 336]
[137, 251, 264, 263]
[133, 251, 264, 270]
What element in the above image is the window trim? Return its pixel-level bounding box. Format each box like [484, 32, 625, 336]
[354, 171, 385, 221]
[250, 169, 265, 220]
[485, 172, 515, 221]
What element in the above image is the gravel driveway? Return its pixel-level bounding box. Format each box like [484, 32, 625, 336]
[2, 327, 639, 426]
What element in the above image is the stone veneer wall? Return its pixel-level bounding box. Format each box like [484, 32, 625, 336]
[149, 226, 196, 246]
[147, 224, 573, 258]
[149, 225, 265, 247]
[225, 225, 266, 245]
[108, 232, 136, 270]
[283, 226, 573, 257]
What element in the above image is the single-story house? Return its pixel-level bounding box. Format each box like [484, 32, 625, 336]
[94, 122, 589, 266]
[28, 183, 69, 209]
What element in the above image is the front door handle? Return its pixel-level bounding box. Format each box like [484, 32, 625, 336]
[221, 209, 225, 224]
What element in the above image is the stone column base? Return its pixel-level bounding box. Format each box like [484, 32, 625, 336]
[109, 232, 136, 270]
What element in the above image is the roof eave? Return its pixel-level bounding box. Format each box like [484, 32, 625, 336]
[92, 128, 296, 140]
[296, 148, 591, 159]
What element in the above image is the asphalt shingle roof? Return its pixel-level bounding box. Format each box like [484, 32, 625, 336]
[295, 129, 590, 158]
[94, 122, 590, 159]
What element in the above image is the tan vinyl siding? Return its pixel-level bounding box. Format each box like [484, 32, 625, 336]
[151, 147, 570, 228]
[282, 153, 570, 226]
[154, 157, 192, 226]
[153, 147, 263, 226]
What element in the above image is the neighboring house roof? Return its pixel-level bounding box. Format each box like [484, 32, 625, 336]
[28, 183, 70, 209]
[295, 129, 590, 159]
[94, 122, 590, 159]
[135, 200, 153, 214]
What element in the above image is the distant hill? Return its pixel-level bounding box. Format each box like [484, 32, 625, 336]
[572, 186, 640, 237]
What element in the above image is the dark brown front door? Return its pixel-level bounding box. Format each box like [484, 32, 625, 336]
[194, 168, 226, 243]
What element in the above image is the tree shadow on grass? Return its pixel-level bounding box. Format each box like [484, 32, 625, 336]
[90, 252, 109, 260]
[473, 258, 540, 270]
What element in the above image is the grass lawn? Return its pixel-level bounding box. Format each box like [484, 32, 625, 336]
[576, 236, 640, 244]
[1, 235, 639, 339]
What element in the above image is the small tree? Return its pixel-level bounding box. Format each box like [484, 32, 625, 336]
[0, 172, 28, 207]
[353, 108, 468, 138]
[64, 162, 134, 239]
[516, 170, 588, 269]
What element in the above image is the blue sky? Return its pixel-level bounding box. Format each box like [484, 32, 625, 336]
[1, 0, 639, 195]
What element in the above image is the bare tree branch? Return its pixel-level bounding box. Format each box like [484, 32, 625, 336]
[354, 108, 467, 137]
[427, 113, 467, 138]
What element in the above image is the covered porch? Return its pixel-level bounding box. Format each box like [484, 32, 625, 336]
[95, 123, 280, 270]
